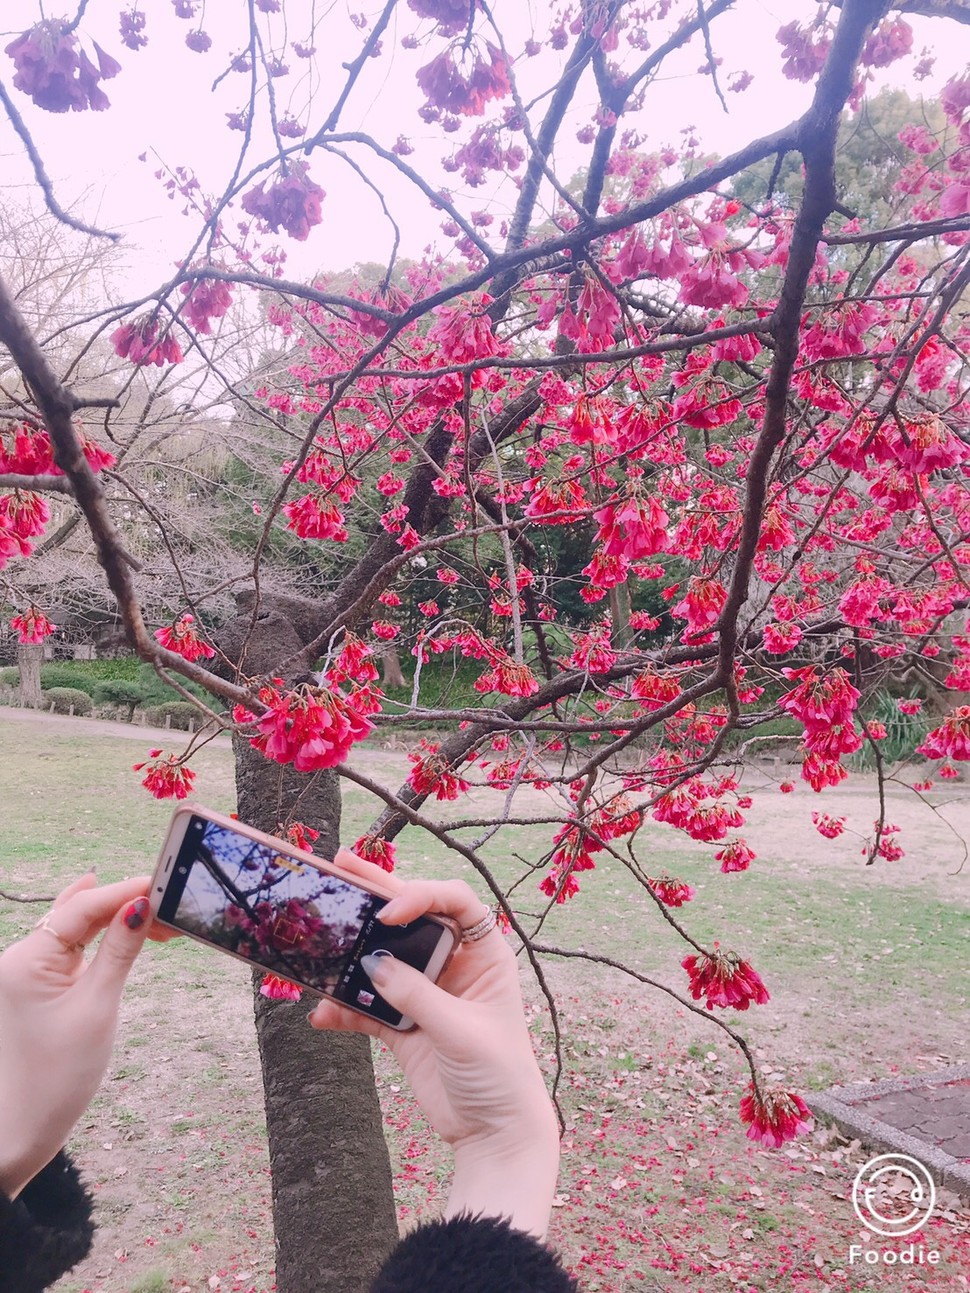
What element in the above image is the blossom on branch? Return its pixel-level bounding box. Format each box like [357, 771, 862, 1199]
[351, 834, 397, 872]
[154, 613, 216, 662]
[133, 749, 196, 800]
[917, 708, 970, 761]
[646, 876, 695, 907]
[235, 683, 373, 772]
[0, 488, 54, 567]
[416, 41, 510, 116]
[180, 276, 233, 334]
[111, 318, 183, 367]
[739, 1084, 812, 1147]
[715, 838, 755, 873]
[593, 490, 669, 562]
[6, 21, 121, 113]
[283, 493, 348, 542]
[682, 949, 770, 1010]
[241, 162, 325, 241]
[10, 606, 56, 643]
[407, 0, 479, 36]
[119, 10, 148, 51]
[408, 742, 471, 800]
[670, 576, 727, 634]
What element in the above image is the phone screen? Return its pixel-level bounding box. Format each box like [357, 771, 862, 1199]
[158, 814, 445, 1026]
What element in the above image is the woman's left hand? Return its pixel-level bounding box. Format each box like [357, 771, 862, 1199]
[0, 873, 157, 1198]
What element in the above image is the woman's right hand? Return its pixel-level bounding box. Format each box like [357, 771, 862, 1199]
[307, 851, 560, 1238]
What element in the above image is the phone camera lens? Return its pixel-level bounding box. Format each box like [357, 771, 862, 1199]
[177, 865, 188, 874]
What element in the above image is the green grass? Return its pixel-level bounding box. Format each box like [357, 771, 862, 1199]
[0, 718, 236, 918]
[377, 657, 489, 718]
[129, 1274, 169, 1293]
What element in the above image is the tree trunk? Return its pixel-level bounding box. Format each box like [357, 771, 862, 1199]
[608, 580, 633, 651]
[226, 610, 398, 1293]
[380, 647, 406, 690]
[17, 642, 43, 708]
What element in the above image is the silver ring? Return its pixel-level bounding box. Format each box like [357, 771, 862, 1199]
[461, 907, 498, 943]
[34, 913, 86, 955]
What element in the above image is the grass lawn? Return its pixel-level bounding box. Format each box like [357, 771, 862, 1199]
[1, 710, 967, 1292]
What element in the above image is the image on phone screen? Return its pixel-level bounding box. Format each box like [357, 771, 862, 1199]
[158, 815, 445, 1026]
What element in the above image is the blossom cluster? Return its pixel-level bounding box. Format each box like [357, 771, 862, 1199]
[10, 606, 56, 644]
[739, 1085, 813, 1148]
[241, 163, 325, 241]
[779, 667, 862, 792]
[682, 949, 770, 1011]
[6, 21, 120, 112]
[234, 683, 373, 772]
[154, 613, 216, 663]
[111, 318, 183, 367]
[132, 749, 196, 800]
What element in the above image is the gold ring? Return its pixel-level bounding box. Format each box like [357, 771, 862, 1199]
[34, 913, 86, 955]
[461, 907, 498, 943]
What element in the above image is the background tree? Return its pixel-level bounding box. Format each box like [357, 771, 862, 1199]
[2, 1, 970, 1289]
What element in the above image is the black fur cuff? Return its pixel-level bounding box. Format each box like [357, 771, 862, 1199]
[0, 1152, 94, 1293]
[370, 1213, 579, 1293]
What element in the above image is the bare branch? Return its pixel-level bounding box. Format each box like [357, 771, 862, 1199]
[0, 81, 121, 243]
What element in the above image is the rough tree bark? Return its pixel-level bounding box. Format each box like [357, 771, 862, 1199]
[17, 642, 42, 708]
[224, 605, 398, 1293]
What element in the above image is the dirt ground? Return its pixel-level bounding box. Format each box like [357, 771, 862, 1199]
[1, 709, 968, 1292]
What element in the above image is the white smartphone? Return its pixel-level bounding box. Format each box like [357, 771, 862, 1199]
[150, 805, 459, 1030]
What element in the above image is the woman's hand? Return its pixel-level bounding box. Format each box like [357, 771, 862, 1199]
[307, 851, 560, 1238]
[0, 874, 156, 1198]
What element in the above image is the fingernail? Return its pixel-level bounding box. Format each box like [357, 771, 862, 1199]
[124, 897, 150, 930]
[377, 899, 402, 923]
[360, 952, 393, 985]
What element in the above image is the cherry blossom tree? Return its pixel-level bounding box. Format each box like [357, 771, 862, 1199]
[2, 1, 969, 1288]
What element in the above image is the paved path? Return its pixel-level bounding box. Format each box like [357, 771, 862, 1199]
[809, 1064, 970, 1199]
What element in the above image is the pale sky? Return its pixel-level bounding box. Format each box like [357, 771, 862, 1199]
[1, 1, 967, 292]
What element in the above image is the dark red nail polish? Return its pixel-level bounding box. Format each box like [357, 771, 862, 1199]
[124, 897, 150, 930]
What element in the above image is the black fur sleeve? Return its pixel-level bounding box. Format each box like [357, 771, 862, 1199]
[0, 1153, 94, 1293]
[370, 1213, 579, 1293]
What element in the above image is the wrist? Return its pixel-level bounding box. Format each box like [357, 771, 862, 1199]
[446, 1103, 561, 1239]
[0, 1077, 63, 1199]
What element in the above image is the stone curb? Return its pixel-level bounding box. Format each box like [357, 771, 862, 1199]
[807, 1065, 970, 1201]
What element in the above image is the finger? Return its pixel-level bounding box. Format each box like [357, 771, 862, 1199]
[50, 871, 98, 909]
[357, 952, 467, 1044]
[82, 894, 152, 999]
[378, 878, 490, 932]
[306, 994, 394, 1043]
[332, 847, 405, 896]
[34, 877, 151, 953]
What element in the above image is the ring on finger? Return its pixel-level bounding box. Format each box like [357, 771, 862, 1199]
[34, 913, 86, 955]
[460, 906, 498, 943]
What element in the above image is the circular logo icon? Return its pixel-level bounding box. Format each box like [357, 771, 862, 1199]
[852, 1154, 936, 1238]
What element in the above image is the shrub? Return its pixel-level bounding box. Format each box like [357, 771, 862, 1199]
[43, 687, 94, 716]
[852, 691, 931, 769]
[40, 664, 99, 695]
[144, 700, 203, 731]
[135, 662, 210, 705]
[0, 667, 18, 686]
[93, 680, 150, 719]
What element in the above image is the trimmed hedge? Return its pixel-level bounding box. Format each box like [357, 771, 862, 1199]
[43, 687, 95, 715]
[93, 680, 150, 718]
[143, 700, 203, 731]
